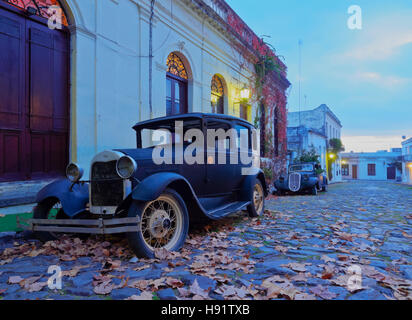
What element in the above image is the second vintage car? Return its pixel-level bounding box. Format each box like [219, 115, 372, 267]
[30, 113, 267, 258]
[274, 162, 328, 196]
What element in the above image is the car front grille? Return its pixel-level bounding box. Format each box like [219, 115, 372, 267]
[288, 173, 301, 192]
[91, 161, 124, 207]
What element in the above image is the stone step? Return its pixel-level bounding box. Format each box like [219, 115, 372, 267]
[0, 179, 56, 208]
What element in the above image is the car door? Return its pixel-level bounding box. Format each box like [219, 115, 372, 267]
[204, 119, 236, 196]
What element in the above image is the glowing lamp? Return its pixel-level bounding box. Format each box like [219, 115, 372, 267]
[240, 88, 250, 100]
[329, 154, 335, 159]
[211, 95, 218, 104]
[408, 163, 412, 169]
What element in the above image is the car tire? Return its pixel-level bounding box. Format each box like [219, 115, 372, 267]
[127, 188, 189, 258]
[33, 198, 66, 242]
[247, 179, 265, 217]
[311, 186, 318, 196]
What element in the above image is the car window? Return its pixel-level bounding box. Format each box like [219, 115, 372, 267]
[140, 119, 202, 149]
[290, 164, 314, 172]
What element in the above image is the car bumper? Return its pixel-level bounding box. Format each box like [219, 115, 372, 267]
[18, 217, 140, 235]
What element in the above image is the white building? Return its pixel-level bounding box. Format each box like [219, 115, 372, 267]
[287, 104, 343, 182]
[0, 0, 289, 182]
[401, 137, 412, 185]
[341, 149, 402, 181]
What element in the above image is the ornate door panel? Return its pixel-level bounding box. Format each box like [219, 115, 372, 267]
[0, 4, 69, 181]
[0, 9, 26, 180]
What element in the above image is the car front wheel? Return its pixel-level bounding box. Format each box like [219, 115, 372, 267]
[33, 198, 67, 242]
[127, 188, 189, 258]
[247, 179, 265, 217]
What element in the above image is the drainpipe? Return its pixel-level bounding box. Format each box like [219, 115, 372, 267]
[149, 0, 156, 118]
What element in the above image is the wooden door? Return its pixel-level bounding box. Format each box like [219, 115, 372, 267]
[352, 165, 358, 179]
[387, 167, 396, 180]
[0, 5, 69, 181]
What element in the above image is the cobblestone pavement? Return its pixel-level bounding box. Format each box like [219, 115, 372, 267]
[0, 181, 411, 300]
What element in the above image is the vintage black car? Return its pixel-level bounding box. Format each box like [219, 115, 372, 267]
[274, 162, 328, 196]
[30, 113, 267, 258]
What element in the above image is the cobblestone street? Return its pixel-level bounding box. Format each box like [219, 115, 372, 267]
[0, 181, 411, 300]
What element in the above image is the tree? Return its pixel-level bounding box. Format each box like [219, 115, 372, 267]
[328, 138, 345, 154]
[295, 146, 320, 164]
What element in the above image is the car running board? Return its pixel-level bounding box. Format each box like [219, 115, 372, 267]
[17, 216, 140, 235]
[207, 201, 250, 219]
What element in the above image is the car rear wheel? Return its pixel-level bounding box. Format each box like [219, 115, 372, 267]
[247, 179, 265, 217]
[33, 198, 67, 242]
[311, 186, 318, 196]
[127, 188, 189, 258]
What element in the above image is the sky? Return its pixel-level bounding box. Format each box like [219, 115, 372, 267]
[226, 0, 412, 152]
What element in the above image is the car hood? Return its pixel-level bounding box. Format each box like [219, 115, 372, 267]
[115, 148, 155, 162]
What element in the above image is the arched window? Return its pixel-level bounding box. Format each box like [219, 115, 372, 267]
[166, 53, 188, 116]
[5, 0, 68, 26]
[211, 75, 224, 114]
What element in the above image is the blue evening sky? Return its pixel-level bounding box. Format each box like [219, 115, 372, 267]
[226, 0, 412, 152]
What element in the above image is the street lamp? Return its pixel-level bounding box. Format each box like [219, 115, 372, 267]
[240, 88, 250, 100]
[329, 154, 335, 159]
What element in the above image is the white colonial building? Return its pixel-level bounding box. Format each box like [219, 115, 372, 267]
[0, 0, 289, 183]
[287, 104, 343, 182]
[341, 149, 402, 181]
[401, 137, 412, 185]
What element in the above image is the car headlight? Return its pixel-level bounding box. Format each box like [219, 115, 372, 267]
[66, 163, 84, 182]
[116, 156, 137, 179]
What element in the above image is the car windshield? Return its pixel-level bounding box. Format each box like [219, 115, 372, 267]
[140, 119, 202, 149]
[290, 164, 314, 172]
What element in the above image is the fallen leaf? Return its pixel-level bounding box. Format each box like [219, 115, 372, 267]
[26, 281, 48, 293]
[310, 285, 338, 300]
[127, 291, 153, 300]
[166, 278, 184, 289]
[321, 255, 336, 263]
[8, 276, 24, 285]
[94, 280, 114, 295]
[189, 279, 209, 299]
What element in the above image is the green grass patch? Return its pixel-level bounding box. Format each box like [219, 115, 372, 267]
[0, 212, 33, 233]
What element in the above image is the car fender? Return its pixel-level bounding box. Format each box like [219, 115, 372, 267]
[36, 179, 89, 218]
[132, 172, 193, 202]
[239, 169, 268, 201]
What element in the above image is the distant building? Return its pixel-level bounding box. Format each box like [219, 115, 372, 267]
[287, 104, 343, 182]
[401, 137, 412, 185]
[341, 149, 402, 181]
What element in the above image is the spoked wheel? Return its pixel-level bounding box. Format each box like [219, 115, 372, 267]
[127, 188, 189, 258]
[33, 198, 67, 242]
[247, 179, 265, 217]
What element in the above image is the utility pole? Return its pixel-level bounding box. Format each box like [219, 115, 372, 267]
[298, 39, 303, 156]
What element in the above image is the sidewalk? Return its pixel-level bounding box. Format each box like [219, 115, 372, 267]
[0, 179, 54, 208]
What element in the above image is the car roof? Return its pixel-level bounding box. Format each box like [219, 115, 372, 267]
[133, 113, 254, 130]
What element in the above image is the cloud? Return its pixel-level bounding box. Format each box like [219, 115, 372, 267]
[343, 32, 412, 61]
[342, 135, 403, 153]
[337, 11, 412, 62]
[353, 72, 411, 88]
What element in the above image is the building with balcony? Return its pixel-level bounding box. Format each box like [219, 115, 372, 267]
[0, 0, 290, 192]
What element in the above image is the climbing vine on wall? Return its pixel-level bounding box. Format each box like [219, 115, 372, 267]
[225, 10, 289, 179]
